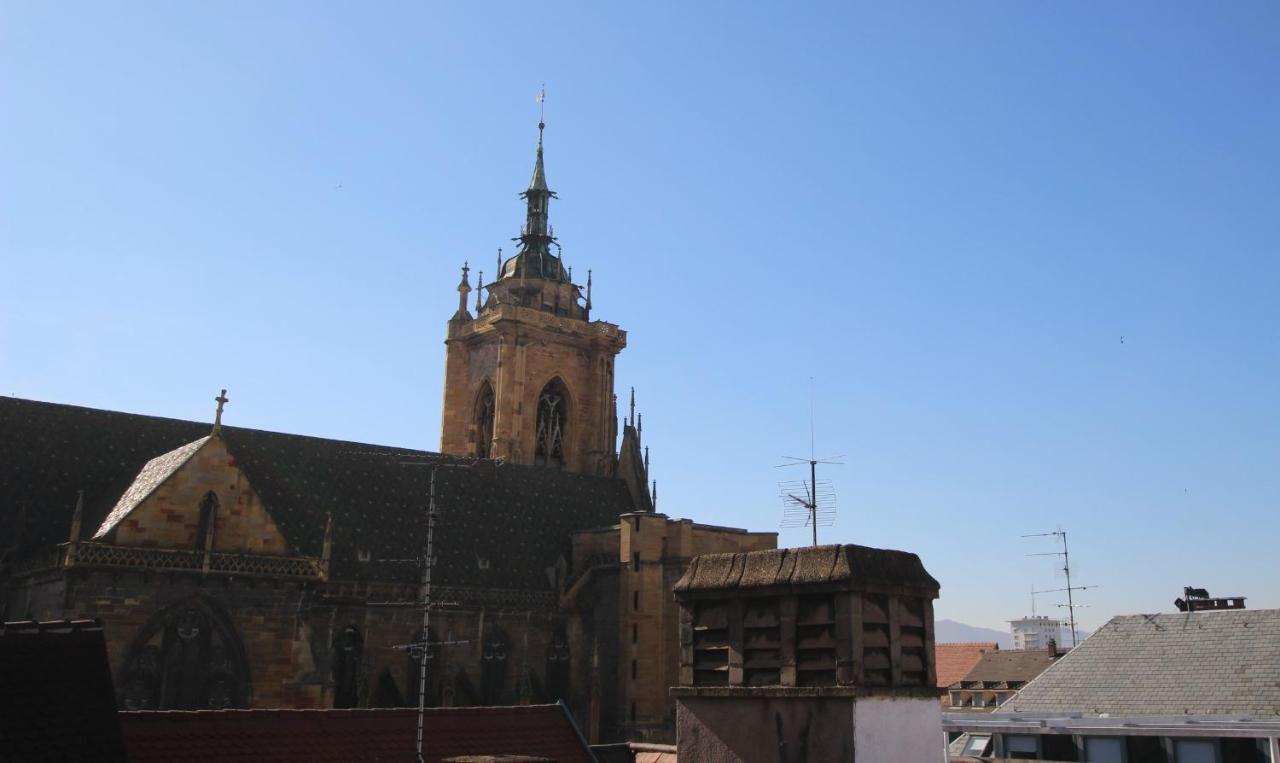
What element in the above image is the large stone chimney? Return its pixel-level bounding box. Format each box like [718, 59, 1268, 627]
[670, 544, 943, 762]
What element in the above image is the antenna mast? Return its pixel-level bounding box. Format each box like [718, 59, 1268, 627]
[1023, 528, 1096, 647]
[777, 380, 842, 546]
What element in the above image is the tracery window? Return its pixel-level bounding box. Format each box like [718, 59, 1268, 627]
[331, 624, 364, 708]
[474, 382, 495, 459]
[119, 596, 249, 710]
[480, 627, 509, 704]
[534, 379, 568, 468]
[405, 625, 440, 708]
[544, 627, 571, 702]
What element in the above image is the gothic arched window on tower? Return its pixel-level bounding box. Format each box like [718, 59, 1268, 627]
[475, 382, 495, 459]
[534, 379, 568, 468]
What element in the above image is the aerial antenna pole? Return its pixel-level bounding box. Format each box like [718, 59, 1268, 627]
[1023, 528, 1096, 647]
[777, 379, 842, 546]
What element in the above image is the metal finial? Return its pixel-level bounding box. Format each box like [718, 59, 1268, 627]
[212, 389, 230, 435]
[567, 265, 572, 282]
[536, 85, 546, 137]
[462, 260, 470, 279]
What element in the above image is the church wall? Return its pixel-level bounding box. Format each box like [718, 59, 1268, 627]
[58, 569, 319, 709]
[109, 437, 289, 555]
[616, 514, 778, 744]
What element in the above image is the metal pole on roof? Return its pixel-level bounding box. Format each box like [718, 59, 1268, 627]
[414, 466, 438, 763]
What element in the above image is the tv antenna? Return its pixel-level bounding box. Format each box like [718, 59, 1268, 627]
[776, 379, 842, 546]
[348, 455, 500, 763]
[1022, 528, 1096, 647]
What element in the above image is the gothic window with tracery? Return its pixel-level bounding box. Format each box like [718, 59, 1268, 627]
[475, 382, 495, 459]
[119, 597, 249, 710]
[534, 379, 567, 468]
[406, 625, 440, 708]
[480, 627, 509, 704]
[544, 627, 571, 702]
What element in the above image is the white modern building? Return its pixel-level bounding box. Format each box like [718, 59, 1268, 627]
[1010, 615, 1062, 650]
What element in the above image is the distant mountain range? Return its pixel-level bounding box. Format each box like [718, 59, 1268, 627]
[936, 619, 1013, 648]
[936, 619, 1092, 649]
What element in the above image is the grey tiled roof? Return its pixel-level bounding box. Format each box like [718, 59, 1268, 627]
[1006, 610, 1280, 717]
[93, 436, 209, 539]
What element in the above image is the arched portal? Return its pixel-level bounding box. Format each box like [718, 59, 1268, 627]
[534, 378, 569, 468]
[118, 596, 250, 710]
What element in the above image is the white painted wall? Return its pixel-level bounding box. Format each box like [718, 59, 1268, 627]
[853, 696, 946, 763]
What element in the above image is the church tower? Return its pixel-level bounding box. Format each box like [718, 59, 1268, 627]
[440, 121, 626, 475]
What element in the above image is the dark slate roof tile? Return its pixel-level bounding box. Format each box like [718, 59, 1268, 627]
[1, 397, 636, 588]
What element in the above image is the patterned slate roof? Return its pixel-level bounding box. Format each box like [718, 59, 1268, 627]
[936, 643, 999, 689]
[1006, 610, 1280, 717]
[0, 396, 637, 587]
[93, 436, 209, 539]
[0, 619, 128, 762]
[119, 703, 596, 763]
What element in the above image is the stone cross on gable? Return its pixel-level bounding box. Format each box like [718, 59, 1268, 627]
[212, 389, 230, 435]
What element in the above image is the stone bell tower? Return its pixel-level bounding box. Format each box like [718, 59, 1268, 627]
[440, 120, 626, 475]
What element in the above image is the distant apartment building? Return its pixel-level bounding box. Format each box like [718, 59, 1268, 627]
[1010, 615, 1062, 650]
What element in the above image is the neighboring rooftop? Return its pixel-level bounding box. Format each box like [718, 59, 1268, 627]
[119, 704, 596, 763]
[0, 619, 127, 762]
[1006, 609, 1280, 717]
[952, 647, 1060, 690]
[672, 543, 939, 595]
[936, 643, 999, 689]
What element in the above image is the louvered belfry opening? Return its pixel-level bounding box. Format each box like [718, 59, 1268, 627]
[674, 544, 940, 691]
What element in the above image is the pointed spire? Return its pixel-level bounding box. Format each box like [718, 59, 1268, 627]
[212, 389, 229, 436]
[475, 271, 484, 312]
[644, 446, 649, 475]
[454, 261, 472, 320]
[496, 248, 503, 279]
[628, 387, 636, 427]
[586, 270, 593, 312]
[528, 122, 549, 192]
[651, 480, 657, 511]
[637, 412, 643, 438]
[502, 97, 568, 284]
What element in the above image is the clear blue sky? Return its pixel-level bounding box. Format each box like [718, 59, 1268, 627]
[3, 2, 1277, 633]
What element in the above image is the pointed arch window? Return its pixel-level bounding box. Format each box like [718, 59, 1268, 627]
[118, 596, 250, 710]
[475, 382, 495, 459]
[194, 491, 218, 550]
[534, 379, 568, 468]
[331, 624, 364, 708]
[480, 626, 509, 704]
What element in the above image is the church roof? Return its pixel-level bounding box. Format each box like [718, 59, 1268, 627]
[93, 435, 210, 539]
[0, 397, 636, 588]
